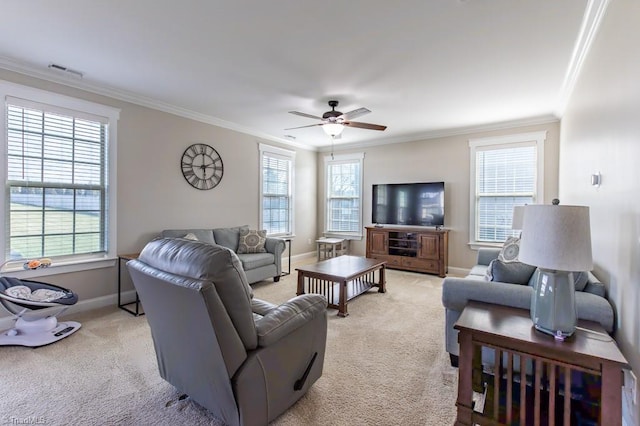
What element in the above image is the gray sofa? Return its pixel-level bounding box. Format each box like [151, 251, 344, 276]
[442, 248, 615, 367]
[161, 226, 285, 284]
[127, 238, 327, 426]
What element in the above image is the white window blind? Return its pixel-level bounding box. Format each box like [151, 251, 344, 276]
[260, 144, 294, 236]
[469, 131, 545, 246]
[476, 146, 535, 241]
[5, 99, 109, 260]
[325, 153, 364, 236]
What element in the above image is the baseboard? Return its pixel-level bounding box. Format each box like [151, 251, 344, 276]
[0, 290, 137, 330]
[447, 266, 470, 277]
[291, 251, 316, 263]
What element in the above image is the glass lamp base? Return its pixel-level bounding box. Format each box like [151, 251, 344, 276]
[530, 269, 577, 339]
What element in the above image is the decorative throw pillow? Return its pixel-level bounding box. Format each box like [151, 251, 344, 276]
[486, 258, 536, 285]
[237, 229, 267, 254]
[182, 232, 199, 241]
[498, 236, 521, 263]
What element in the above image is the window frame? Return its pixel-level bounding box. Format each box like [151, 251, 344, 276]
[324, 152, 365, 239]
[259, 143, 295, 237]
[0, 80, 119, 277]
[468, 131, 546, 249]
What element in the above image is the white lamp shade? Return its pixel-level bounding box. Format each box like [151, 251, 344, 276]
[511, 205, 525, 230]
[322, 123, 344, 137]
[519, 204, 593, 271]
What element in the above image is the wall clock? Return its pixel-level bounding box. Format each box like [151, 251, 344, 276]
[181, 143, 224, 190]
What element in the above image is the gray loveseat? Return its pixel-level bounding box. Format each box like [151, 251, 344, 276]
[161, 226, 285, 285]
[441, 248, 615, 367]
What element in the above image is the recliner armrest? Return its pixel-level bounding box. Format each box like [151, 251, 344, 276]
[255, 294, 327, 346]
[251, 298, 277, 316]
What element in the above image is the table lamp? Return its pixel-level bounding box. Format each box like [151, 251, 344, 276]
[518, 201, 593, 340]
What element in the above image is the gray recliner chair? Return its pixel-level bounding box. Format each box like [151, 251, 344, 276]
[127, 238, 328, 426]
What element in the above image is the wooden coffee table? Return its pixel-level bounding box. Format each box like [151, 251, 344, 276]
[296, 255, 386, 317]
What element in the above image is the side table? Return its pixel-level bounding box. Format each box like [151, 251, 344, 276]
[316, 238, 349, 261]
[454, 301, 628, 426]
[281, 238, 292, 276]
[117, 253, 144, 316]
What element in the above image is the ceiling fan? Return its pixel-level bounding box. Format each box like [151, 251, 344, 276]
[285, 100, 387, 138]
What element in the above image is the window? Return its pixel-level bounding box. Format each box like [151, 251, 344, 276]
[324, 153, 364, 238]
[259, 143, 294, 236]
[1, 81, 119, 273]
[469, 131, 545, 246]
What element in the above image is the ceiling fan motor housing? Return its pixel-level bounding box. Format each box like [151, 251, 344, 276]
[323, 100, 342, 120]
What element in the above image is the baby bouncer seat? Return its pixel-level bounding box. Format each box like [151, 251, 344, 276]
[0, 276, 81, 347]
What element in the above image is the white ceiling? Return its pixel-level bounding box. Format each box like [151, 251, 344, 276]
[0, 1, 600, 150]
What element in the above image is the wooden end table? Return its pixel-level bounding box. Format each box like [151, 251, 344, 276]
[296, 255, 386, 317]
[454, 301, 628, 426]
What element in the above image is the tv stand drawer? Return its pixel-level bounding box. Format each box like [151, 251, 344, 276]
[402, 257, 439, 271]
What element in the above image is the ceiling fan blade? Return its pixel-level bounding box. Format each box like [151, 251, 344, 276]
[340, 107, 371, 121]
[289, 111, 323, 120]
[284, 123, 324, 130]
[344, 121, 387, 131]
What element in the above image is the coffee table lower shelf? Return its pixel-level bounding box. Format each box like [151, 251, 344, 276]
[296, 256, 386, 317]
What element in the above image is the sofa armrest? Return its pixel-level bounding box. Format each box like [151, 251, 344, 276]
[575, 291, 615, 333]
[477, 248, 501, 266]
[442, 277, 532, 312]
[255, 294, 327, 346]
[264, 238, 286, 273]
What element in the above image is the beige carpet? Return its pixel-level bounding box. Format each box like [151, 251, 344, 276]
[0, 264, 458, 425]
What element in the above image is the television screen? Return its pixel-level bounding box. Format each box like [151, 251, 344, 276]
[372, 182, 445, 227]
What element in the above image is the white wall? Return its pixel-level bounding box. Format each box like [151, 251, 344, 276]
[559, 0, 640, 422]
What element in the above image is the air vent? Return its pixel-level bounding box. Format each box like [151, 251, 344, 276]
[47, 63, 84, 79]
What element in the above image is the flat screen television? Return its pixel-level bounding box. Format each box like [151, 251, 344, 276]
[372, 182, 445, 227]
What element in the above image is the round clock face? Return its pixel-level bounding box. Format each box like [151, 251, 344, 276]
[181, 143, 224, 190]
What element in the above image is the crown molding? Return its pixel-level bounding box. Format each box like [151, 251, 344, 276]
[321, 114, 559, 153]
[555, 0, 611, 117]
[0, 56, 309, 150]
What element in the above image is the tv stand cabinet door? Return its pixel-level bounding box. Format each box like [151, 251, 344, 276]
[417, 234, 439, 260]
[368, 229, 387, 255]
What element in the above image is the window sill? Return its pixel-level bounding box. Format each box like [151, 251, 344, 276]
[323, 233, 363, 241]
[468, 242, 503, 251]
[1, 256, 117, 279]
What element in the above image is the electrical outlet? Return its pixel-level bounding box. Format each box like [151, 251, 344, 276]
[307, 238, 312, 245]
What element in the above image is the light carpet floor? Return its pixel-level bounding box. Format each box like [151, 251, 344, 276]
[0, 264, 458, 425]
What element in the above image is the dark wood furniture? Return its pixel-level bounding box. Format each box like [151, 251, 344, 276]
[117, 253, 144, 316]
[454, 301, 628, 426]
[296, 255, 386, 317]
[365, 226, 448, 277]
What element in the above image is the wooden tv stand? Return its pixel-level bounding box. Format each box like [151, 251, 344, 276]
[365, 226, 448, 277]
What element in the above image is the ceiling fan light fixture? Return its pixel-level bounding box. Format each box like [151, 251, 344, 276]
[322, 123, 344, 137]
